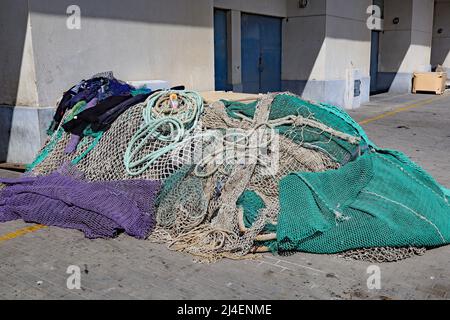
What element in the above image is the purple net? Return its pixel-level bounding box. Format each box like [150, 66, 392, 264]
[0, 169, 160, 239]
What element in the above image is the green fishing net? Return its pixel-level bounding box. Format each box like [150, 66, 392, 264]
[274, 150, 450, 253]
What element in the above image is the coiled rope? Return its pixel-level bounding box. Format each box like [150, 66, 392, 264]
[124, 90, 204, 176]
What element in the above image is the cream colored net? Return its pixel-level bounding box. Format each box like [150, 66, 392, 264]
[151, 94, 342, 261]
[31, 102, 201, 182]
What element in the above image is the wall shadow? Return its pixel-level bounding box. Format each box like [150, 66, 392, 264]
[29, 0, 212, 27]
[0, 108, 13, 162]
[430, 0, 450, 72]
[0, 0, 28, 106]
[0, 0, 29, 161]
[374, 0, 435, 94]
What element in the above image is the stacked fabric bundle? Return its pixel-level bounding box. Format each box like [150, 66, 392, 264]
[1, 76, 449, 263]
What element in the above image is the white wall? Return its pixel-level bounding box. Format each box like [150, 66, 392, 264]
[28, 0, 215, 107]
[283, 0, 371, 82]
[15, 13, 39, 107]
[282, 15, 327, 80]
[379, 0, 434, 73]
[5, 0, 438, 109]
[283, 0, 327, 80]
[282, 0, 371, 109]
[324, 0, 372, 80]
[25, 0, 293, 107]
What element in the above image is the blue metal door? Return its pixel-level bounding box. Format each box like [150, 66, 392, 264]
[370, 30, 380, 94]
[241, 13, 281, 93]
[214, 9, 231, 91]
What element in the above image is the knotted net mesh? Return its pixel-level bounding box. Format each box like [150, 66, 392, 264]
[31, 101, 202, 182]
[15, 92, 448, 262]
[151, 94, 367, 261]
[0, 165, 160, 239]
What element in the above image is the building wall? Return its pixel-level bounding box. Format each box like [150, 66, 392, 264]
[1, 0, 292, 162]
[283, 0, 327, 81]
[212, 0, 289, 92]
[325, 0, 372, 80]
[1, 0, 216, 163]
[0, 0, 443, 162]
[282, 0, 371, 109]
[16, 0, 289, 108]
[27, 0, 215, 107]
[214, 0, 287, 17]
[0, 0, 442, 109]
[0, 0, 43, 163]
[0, 0, 39, 106]
[378, 0, 434, 93]
[431, 0, 450, 72]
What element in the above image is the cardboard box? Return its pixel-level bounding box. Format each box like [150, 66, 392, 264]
[200, 91, 262, 104]
[412, 72, 447, 95]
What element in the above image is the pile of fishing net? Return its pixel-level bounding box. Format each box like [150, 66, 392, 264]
[0, 167, 160, 239]
[2, 90, 449, 263]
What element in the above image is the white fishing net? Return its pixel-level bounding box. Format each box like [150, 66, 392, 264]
[151, 94, 343, 261]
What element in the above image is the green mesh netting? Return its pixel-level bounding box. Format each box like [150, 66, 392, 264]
[274, 150, 450, 253]
[224, 94, 370, 165]
[155, 165, 193, 207]
[27, 100, 104, 171]
[222, 94, 450, 255]
[237, 190, 276, 233]
[27, 101, 88, 171]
